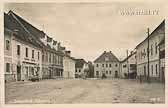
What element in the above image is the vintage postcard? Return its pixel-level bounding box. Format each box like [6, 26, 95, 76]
[0, 0, 167, 107]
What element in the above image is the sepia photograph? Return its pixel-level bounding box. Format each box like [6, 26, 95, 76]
[2, 1, 166, 104]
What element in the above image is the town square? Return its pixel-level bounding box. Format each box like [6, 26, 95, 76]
[3, 3, 165, 104]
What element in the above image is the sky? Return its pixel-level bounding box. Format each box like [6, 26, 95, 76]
[4, 2, 166, 62]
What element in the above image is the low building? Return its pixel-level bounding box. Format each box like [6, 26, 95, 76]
[136, 20, 165, 81]
[63, 51, 76, 78]
[120, 51, 137, 79]
[94, 51, 120, 78]
[75, 59, 88, 78]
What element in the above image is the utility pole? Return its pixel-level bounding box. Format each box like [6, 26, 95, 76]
[127, 49, 129, 79]
[147, 28, 150, 83]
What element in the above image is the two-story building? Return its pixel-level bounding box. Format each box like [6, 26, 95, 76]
[120, 51, 137, 79]
[94, 51, 120, 78]
[4, 10, 65, 82]
[136, 20, 165, 81]
[4, 12, 43, 82]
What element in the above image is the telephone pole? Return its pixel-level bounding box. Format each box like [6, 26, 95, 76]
[147, 28, 150, 83]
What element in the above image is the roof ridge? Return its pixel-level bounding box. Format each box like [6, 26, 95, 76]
[8, 10, 43, 34]
[94, 51, 119, 63]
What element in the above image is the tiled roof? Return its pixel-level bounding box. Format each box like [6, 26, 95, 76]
[94, 51, 119, 63]
[75, 59, 87, 68]
[8, 10, 45, 39]
[4, 13, 42, 48]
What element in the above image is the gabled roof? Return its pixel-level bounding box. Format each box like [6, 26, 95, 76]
[7, 10, 65, 56]
[75, 59, 87, 68]
[8, 10, 45, 39]
[4, 13, 42, 48]
[136, 20, 165, 48]
[94, 51, 119, 63]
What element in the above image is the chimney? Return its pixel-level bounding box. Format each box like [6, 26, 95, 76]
[65, 51, 71, 56]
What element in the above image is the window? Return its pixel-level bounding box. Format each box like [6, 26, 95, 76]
[151, 65, 153, 75]
[6, 40, 10, 50]
[115, 64, 118, 67]
[151, 44, 153, 56]
[155, 42, 157, 54]
[160, 50, 165, 59]
[123, 64, 127, 68]
[96, 71, 99, 76]
[96, 64, 99, 67]
[26, 48, 28, 57]
[32, 50, 34, 59]
[6, 63, 10, 72]
[46, 52, 48, 62]
[144, 49, 145, 58]
[156, 64, 158, 75]
[42, 54, 44, 61]
[38, 52, 40, 60]
[75, 69, 77, 72]
[106, 64, 108, 67]
[17, 45, 20, 55]
[49, 53, 51, 63]
[79, 69, 81, 72]
[102, 64, 104, 67]
[109, 64, 111, 67]
[109, 71, 111, 74]
[106, 71, 108, 74]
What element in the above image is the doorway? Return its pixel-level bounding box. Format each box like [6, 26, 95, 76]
[17, 65, 21, 81]
[115, 71, 118, 78]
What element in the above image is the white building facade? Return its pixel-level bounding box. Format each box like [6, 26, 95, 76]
[94, 51, 120, 78]
[63, 51, 75, 78]
[136, 20, 165, 81]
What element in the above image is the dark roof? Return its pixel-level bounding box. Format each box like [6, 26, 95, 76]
[7, 10, 65, 56]
[75, 59, 87, 68]
[136, 20, 165, 48]
[94, 51, 119, 63]
[8, 10, 45, 39]
[4, 13, 42, 48]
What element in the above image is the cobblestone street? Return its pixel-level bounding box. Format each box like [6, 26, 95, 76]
[5, 78, 165, 104]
